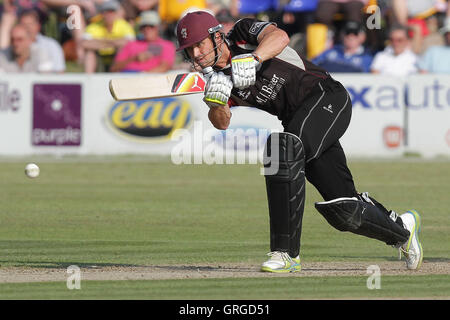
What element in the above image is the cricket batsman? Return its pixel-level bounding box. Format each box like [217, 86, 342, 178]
[175, 10, 423, 272]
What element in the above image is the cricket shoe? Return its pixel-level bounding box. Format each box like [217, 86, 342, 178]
[398, 210, 423, 270]
[261, 251, 301, 273]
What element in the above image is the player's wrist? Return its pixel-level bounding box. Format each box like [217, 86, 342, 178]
[252, 52, 263, 64]
[203, 96, 227, 107]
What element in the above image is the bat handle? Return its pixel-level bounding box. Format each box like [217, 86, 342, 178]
[202, 66, 214, 78]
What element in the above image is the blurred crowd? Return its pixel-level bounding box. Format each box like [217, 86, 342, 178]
[0, 0, 450, 75]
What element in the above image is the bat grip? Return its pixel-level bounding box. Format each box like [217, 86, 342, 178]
[202, 66, 214, 78]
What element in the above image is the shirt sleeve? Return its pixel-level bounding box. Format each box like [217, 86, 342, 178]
[48, 39, 66, 72]
[362, 54, 373, 73]
[227, 18, 275, 46]
[311, 50, 330, 66]
[36, 47, 54, 73]
[370, 52, 383, 72]
[83, 23, 99, 40]
[417, 48, 432, 71]
[118, 20, 136, 40]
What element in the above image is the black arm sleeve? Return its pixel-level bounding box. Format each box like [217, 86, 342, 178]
[227, 18, 276, 46]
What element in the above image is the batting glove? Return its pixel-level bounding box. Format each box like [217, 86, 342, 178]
[203, 71, 233, 108]
[231, 53, 262, 89]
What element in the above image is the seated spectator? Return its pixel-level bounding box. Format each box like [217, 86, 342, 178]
[81, 0, 135, 73]
[215, 8, 236, 34]
[110, 11, 176, 72]
[19, 9, 66, 72]
[315, 0, 369, 26]
[0, 0, 47, 49]
[40, 0, 104, 64]
[418, 14, 445, 54]
[312, 21, 373, 72]
[0, 24, 53, 72]
[120, 0, 159, 25]
[389, 0, 446, 54]
[371, 25, 419, 76]
[208, 0, 239, 19]
[418, 19, 450, 73]
[391, 0, 440, 26]
[309, 0, 369, 59]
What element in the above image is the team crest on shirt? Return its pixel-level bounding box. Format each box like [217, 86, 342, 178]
[249, 22, 267, 35]
[237, 89, 251, 100]
[181, 28, 188, 39]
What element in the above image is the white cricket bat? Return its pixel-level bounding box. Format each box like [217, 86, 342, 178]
[109, 72, 207, 101]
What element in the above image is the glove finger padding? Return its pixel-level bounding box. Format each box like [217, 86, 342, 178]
[203, 72, 233, 108]
[231, 53, 260, 89]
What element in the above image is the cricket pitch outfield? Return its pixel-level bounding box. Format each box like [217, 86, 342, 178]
[0, 157, 449, 299]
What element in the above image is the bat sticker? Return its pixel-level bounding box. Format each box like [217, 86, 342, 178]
[171, 73, 206, 93]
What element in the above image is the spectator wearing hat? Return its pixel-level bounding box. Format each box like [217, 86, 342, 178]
[418, 19, 450, 73]
[110, 11, 176, 72]
[371, 25, 419, 76]
[82, 0, 135, 73]
[308, 0, 369, 60]
[312, 21, 373, 72]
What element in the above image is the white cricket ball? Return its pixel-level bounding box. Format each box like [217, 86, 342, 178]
[25, 163, 40, 178]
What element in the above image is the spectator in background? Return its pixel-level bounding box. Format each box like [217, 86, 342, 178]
[40, 0, 107, 64]
[215, 8, 236, 34]
[390, 0, 441, 26]
[315, 0, 369, 26]
[19, 9, 66, 72]
[208, 0, 239, 18]
[0, 0, 47, 49]
[371, 25, 419, 76]
[120, 0, 159, 25]
[82, 0, 135, 73]
[417, 14, 445, 54]
[308, 0, 369, 59]
[110, 10, 176, 72]
[0, 24, 53, 72]
[389, 0, 446, 54]
[418, 19, 450, 73]
[313, 21, 373, 72]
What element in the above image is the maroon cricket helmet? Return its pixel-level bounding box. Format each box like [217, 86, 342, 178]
[176, 11, 223, 52]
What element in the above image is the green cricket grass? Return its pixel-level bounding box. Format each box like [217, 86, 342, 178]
[0, 275, 448, 300]
[0, 157, 449, 299]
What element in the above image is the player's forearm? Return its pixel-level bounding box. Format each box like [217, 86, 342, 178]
[253, 28, 290, 62]
[208, 105, 231, 130]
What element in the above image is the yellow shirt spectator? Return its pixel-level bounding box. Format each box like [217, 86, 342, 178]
[84, 19, 135, 56]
